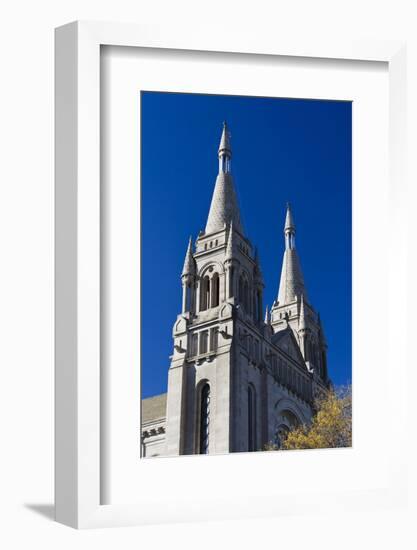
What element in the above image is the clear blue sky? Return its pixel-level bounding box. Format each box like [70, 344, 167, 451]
[141, 91, 352, 398]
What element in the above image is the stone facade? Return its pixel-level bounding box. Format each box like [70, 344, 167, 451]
[141, 123, 330, 458]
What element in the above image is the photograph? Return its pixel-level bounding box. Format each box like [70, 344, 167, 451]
[140, 91, 352, 457]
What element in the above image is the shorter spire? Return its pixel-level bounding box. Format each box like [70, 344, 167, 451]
[277, 204, 307, 304]
[181, 237, 195, 277]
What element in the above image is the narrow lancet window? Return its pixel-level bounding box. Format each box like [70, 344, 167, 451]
[211, 273, 220, 307]
[199, 384, 211, 454]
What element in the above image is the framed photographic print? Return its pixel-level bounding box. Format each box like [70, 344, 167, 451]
[139, 92, 351, 459]
[55, 21, 407, 528]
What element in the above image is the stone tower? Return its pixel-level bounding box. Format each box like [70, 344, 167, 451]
[143, 123, 330, 458]
[270, 204, 329, 384]
[164, 122, 266, 455]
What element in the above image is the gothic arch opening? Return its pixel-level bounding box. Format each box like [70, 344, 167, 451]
[197, 382, 211, 454]
[199, 275, 210, 311]
[274, 408, 300, 448]
[211, 272, 220, 307]
[199, 267, 221, 311]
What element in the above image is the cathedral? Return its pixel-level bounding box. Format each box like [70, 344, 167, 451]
[141, 123, 331, 457]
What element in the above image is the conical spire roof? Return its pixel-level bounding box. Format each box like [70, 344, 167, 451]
[181, 237, 195, 276]
[277, 205, 308, 304]
[205, 124, 243, 235]
[277, 247, 307, 304]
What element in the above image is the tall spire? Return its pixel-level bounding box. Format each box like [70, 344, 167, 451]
[205, 123, 243, 235]
[181, 237, 195, 277]
[277, 204, 308, 305]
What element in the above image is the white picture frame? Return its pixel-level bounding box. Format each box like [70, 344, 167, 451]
[55, 21, 407, 529]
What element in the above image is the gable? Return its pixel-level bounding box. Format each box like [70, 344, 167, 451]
[272, 328, 305, 367]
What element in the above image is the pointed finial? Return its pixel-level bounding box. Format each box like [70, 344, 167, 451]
[181, 236, 195, 276]
[264, 305, 270, 324]
[284, 202, 295, 232]
[218, 121, 232, 156]
[225, 220, 234, 260]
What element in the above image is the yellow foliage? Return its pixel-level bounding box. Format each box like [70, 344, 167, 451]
[272, 387, 352, 451]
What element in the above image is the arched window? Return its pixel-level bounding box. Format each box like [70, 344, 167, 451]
[204, 277, 210, 310]
[200, 276, 210, 311]
[199, 383, 211, 454]
[211, 273, 220, 307]
[248, 385, 256, 451]
[229, 267, 235, 298]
